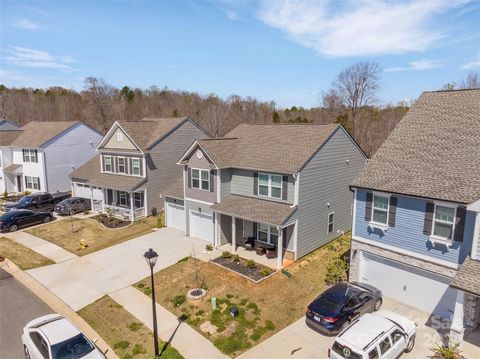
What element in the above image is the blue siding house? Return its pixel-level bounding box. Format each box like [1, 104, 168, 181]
[350, 89, 480, 344]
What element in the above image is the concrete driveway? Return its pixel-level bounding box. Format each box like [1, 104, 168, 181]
[239, 298, 475, 359]
[27, 228, 218, 310]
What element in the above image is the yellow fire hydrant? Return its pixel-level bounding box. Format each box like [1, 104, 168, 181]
[80, 238, 87, 250]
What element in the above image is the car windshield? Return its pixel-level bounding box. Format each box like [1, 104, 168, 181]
[50, 333, 95, 359]
[59, 199, 72, 205]
[18, 196, 33, 204]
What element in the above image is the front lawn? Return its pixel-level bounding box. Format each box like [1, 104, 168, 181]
[78, 296, 183, 359]
[26, 216, 158, 256]
[136, 233, 350, 357]
[0, 236, 54, 270]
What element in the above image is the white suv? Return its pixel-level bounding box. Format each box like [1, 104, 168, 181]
[21, 314, 106, 359]
[328, 310, 416, 359]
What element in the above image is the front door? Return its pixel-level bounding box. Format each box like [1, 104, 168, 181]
[16, 175, 22, 192]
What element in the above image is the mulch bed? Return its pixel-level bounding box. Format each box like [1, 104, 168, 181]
[92, 215, 131, 229]
[212, 256, 272, 282]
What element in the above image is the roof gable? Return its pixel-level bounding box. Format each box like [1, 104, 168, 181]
[8, 121, 80, 148]
[103, 126, 139, 151]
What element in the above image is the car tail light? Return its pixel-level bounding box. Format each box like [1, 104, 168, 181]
[323, 317, 338, 323]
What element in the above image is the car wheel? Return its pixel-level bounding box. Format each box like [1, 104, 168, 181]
[373, 298, 383, 311]
[9, 224, 18, 232]
[69, 209, 76, 216]
[43, 216, 51, 223]
[405, 336, 415, 353]
[24, 345, 31, 359]
[340, 320, 351, 332]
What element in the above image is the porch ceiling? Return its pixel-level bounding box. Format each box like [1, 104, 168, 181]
[70, 155, 145, 192]
[211, 194, 296, 226]
[451, 257, 480, 296]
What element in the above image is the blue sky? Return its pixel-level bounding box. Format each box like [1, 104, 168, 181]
[1, 0, 479, 108]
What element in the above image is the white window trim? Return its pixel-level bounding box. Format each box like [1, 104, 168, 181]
[117, 157, 127, 174]
[118, 191, 128, 206]
[258, 173, 283, 199]
[23, 149, 38, 163]
[429, 201, 457, 245]
[103, 155, 113, 173]
[257, 223, 279, 245]
[369, 192, 391, 231]
[327, 211, 335, 234]
[25, 176, 40, 190]
[191, 168, 210, 191]
[131, 158, 141, 176]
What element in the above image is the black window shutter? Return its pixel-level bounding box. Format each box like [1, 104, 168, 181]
[253, 222, 257, 240]
[210, 169, 215, 192]
[282, 175, 288, 200]
[423, 202, 435, 235]
[187, 167, 192, 188]
[101, 156, 105, 171]
[365, 192, 373, 221]
[126, 193, 130, 207]
[282, 228, 287, 247]
[140, 159, 143, 176]
[453, 206, 466, 242]
[107, 189, 113, 204]
[253, 172, 258, 195]
[115, 157, 118, 172]
[129, 158, 133, 175]
[388, 196, 397, 227]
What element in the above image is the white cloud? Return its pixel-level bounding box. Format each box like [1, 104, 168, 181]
[3, 47, 75, 70]
[0, 69, 83, 89]
[258, 0, 468, 57]
[385, 59, 442, 72]
[11, 18, 40, 30]
[461, 55, 480, 70]
[21, 5, 50, 17]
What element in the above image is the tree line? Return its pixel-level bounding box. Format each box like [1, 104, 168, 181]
[0, 64, 478, 157]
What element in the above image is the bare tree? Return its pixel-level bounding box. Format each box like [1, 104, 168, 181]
[459, 71, 480, 89]
[333, 61, 381, 135]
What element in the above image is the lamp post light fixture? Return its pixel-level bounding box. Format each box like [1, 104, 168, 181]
[144, 248, 159, 357]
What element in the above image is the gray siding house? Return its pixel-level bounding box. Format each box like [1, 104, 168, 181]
[350, 89, 480, 344]
[163, 123, 366, 269]
[71, 117, 210, 220]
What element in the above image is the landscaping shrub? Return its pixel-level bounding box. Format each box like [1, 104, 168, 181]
[143, 287, 152, 296]
[232, 254, 240, 263]
[156, 211, 164, 228]
[431, 341, 465, 359]
[246, 260, 256, 269]
[221, 251, 231, 259]
[172, 294, 186, 307]
[260, 267, 270, 276]
[195, 309, 205, 316]
[325, 257, 349, 285]
[127, 322, 143, 332]
[114, 340, 130, 349]
[3, 190, 8, 199]
[23, 190, 32, 196]
[205, 244, 213, 251]
[136, 283, 144, 289]
[214, 330, 251, 355]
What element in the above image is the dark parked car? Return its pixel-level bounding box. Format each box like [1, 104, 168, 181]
[4, 192, 71, 212]
[306, 281, 382, 335]
[55, 197, 91, 215]
[0, 210, 53, 232]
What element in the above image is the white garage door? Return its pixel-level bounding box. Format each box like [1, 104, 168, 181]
[189, 211, 213, 243]
[92, 187, 103, 201]
[360, 253, 457, 320]
[166, 202, 185, 231]
[74, 183, 91, 199]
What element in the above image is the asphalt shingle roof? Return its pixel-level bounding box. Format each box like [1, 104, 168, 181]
[450, 257, 480, 296]
[210, 194, 296, 226]
[0, 130, 22, 146]
[70, 155, 145, 191]
[352, 89, 480, 204]
[194, 123, 341, 173]
[9, 121, 81, 147]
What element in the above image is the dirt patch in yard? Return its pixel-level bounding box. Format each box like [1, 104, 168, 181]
[0, 236, 54, 270]
[136, 233, 351, 357]
[26, 216, 157, 256]
[78, 296, 183, 359]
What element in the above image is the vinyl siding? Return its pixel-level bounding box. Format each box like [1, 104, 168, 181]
[185, 199, 213, 236]
[146, 120, 210, 212]
[184, 145, 217, 203]
[291, 127, 367, 258]
[220, 169, 232, 200]
[354, 189, 475, 265]
[230, 169, 294, 204]
[103, 127, 138, 150]
[43, 123, 102, 193]
[12, 148, 46, 193]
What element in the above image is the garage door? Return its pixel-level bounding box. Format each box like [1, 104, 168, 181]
[360, 253, 457, 320]
[166, 202, 185, 231]
[74, 183, 91, 199]
[92, 187, 103, 201]
[189, 211, 213, 243]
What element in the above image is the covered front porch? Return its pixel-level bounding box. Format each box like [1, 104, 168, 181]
[103, 188, 146, 220]
[211, 194, 297, 270]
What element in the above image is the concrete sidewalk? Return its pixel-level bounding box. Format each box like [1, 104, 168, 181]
[4, 231, 77, 263]
[110, 286, 228, 359]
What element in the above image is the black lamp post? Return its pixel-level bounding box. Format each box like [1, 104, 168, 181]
[144, 248, 159, 357]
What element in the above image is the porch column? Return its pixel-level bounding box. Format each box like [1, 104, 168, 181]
[90, 187, 94, 212]
[232, 216, 236, 253]
[450, 290, 465, 344]
[277, 226, 283, 270]
[130, 192, 134, 221]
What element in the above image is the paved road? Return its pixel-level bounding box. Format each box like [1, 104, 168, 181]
[0, 269, 54, 359]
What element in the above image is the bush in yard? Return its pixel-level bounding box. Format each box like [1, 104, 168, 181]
[2, 190, 7, 199]
[143, 287, 152, 296]
[246, 260, 256, 269]
[113, 340, 130, 349]
[172, 294, 186, 307]
[431, 341, 465, 359]
[23, 190, 31, 196]
[221, 251, 232, 259]
[232, 254, 240, 263]
[205, 244, 213, 251]
[260, 267, 270, 276]
[127, 322, 142, 331]
[156, 211, 164, 228]
[325, 257, 349, 285]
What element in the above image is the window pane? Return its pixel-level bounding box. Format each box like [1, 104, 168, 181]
[192, 179, 200, 188]
[259, 231, 268, 242]
[259, 174, 269, 185]
[379, 337, 391, 354]
[271, 175, 282, 187]
[435, 206, 454, 223]
[192, 169, 199, 179]
[270, 234, 278, 245]
[270, 226, 278, 235]
[373, 209, 388, 224]
[328, 223, 334, 233]
[373, 195, 388, 209]
[368, 348, 379, 359]
[271, 187, 281, 198]
[201, 170, 209, 180]
[259, 223, 268, 232]
[201, 180, 209, 190]
[259, 185, 269, 196]
[434, 221, 453, 239]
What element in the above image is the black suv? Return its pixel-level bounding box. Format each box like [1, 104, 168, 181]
[306, 281, 383, 335]
[4, 192, 70, 212]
